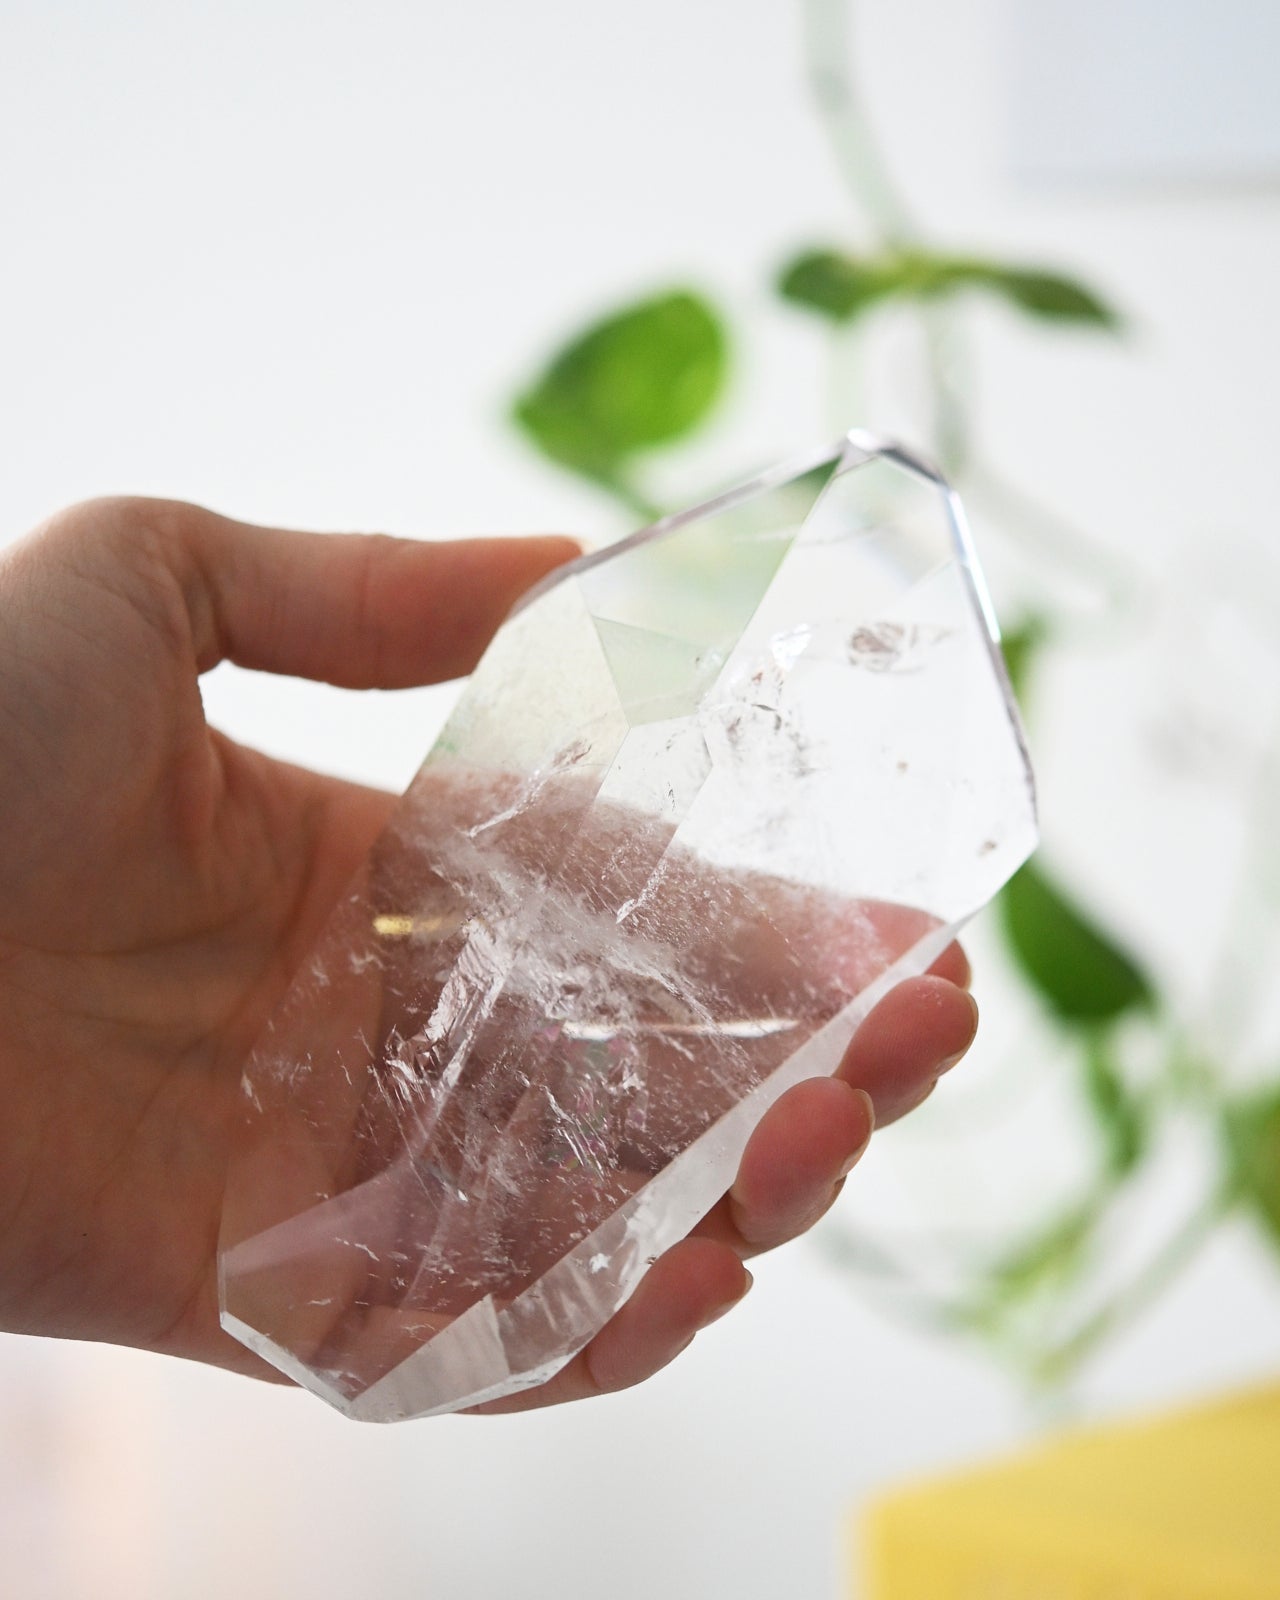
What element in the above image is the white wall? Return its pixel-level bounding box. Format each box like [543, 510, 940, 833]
[2, 3, 1279, 1596]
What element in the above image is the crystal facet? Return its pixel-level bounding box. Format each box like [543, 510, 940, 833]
[218, 434, 1037, 1420]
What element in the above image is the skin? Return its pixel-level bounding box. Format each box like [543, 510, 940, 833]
[0, 496, 977, 1413]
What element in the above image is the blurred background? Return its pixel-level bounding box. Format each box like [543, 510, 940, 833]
[2, 1, 1280, 1595]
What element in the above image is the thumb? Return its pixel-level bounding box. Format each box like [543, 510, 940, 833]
[163, 499, 579, 689]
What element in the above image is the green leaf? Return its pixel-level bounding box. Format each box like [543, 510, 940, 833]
[988, 1204, 1096, 1300]
[999, 613, 1049, 707]
[776, 250, 896, 322]
[998, 861, 1155, 1025]
[1223, 1086, 1280, 1247]
[1082, 1036, 1147, 1177]
[776, 247, 1120, 332]
[973, 266, 1120, 329]
[511, 290, 728, 491]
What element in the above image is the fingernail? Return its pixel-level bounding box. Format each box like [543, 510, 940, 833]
[838, 1089, 876, 1177]
[701, 1270, 753, 1329]
[935, 1049, 968, 1077]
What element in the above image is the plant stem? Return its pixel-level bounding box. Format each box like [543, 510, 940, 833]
[589, 470, 664, 528]
[801, 0, 974, 468]
[799, 0, 918, 248]
[1199, 705, 1280, 1064]
[1032, 1193, 1226, 1384]
[921, 304, 971, 476]
[962, 455, 1141, 634]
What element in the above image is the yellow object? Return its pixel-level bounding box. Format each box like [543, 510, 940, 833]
[860, 1384, 1280, 1599]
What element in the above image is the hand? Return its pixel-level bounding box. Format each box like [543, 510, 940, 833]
[0, 496, 976, 1409]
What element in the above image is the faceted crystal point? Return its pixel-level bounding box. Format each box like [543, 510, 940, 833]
[218, 433, 1037, 1421]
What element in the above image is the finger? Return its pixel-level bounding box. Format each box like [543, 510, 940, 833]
[836, 975, 978, 1126]
[701, 1078, 874, 1256]
[695, 981, 974, 1258]
[160, 499, 580, 687]
[929, 939, 971, 988]
[466, 1239, 751, 1414]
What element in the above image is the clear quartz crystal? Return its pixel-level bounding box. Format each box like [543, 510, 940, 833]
[218, 433, 1037, 1421]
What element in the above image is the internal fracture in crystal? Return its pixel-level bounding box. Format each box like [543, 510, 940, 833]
[218, 433, 1037, 1421]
